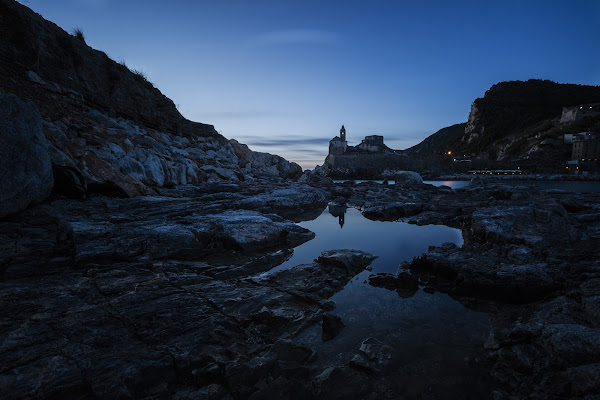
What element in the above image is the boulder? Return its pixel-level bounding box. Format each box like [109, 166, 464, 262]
[316, 250, 377, 274]
[362, 201, 423, 221]
[393, 170, 423, 184]
[298, 165, 333, 186]
[348, 337, 393, 374]
[63, 203, 315, 264]
[470, 203, 577, 250]
[80, 151, 147, 197]
[237, 185, 327, 220]
[0, 94, 53, 218]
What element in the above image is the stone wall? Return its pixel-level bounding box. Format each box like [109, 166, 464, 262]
[325, 153, 411, 178]
[329, 139, 347, 155]
[560, 104, 600, 124]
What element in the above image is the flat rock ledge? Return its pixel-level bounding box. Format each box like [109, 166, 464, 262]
[0, 247, 375, 400]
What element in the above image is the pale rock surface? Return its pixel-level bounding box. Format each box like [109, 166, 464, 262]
[40, 110, 303, 196]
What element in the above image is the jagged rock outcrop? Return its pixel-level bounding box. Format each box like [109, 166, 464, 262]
[298, 165, 333, 186]
[0, 0, 302, 199]
[0, 94, 53, 218]
[463, 101, 482, 143]
[40, 109, 302, 197]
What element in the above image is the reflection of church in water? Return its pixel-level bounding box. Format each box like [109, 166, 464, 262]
[328, 204, 347, 228]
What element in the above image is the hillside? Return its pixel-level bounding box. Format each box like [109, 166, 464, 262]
[0, 0, 301, 198]
[405, 123, 466, 155]
[460, 79, 600, 155]
[408, 80, 600, 174]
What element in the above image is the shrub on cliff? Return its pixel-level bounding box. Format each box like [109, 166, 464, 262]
[71, 27, 86, 43]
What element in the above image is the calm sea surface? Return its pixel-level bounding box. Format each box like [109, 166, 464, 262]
[266, 207, 493, 397]
[334, 179, 600, 192]
[425, 180, 600, 191]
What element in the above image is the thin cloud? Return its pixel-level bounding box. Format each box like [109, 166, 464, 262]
[200, 110, 289, 120]
[245, 137, 330, 147]
[288, 148, 328, 155]
[250, 29, 341, 47]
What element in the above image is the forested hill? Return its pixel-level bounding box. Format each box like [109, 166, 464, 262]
[405, 123, 466, 155]
[406, 80, 600, 172]
[459, 79, 600, 155]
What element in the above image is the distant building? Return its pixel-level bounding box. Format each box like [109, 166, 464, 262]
[328, 125, 349, 155]
[325, 126, 409, 178]
[356, 135, 385, 152]
[566, 133, 599, 174]
[572, 139, 599, 161]
[564, 132, 596, 143]
[560, 103, 600, 124]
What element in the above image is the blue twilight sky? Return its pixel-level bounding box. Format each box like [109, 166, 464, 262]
[17, 0, 600, 169]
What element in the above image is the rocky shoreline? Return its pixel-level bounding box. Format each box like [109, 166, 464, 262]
[2, 2, 600, 397]
[2, 177, 600, 399]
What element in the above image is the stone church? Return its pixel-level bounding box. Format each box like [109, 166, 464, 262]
[324, 125, 410, 178]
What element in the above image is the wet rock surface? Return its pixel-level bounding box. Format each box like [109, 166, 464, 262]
[2, 177, 600, 399]
[0, 193, 374, 399]
[0, 179, 374, 400]
[348, 338, 393, 374]
[321, 180, 600, 399]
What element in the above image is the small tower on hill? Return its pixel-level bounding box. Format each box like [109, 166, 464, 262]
[329, 124, 348, 155]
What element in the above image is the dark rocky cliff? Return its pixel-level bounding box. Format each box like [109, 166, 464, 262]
[460, 80, 600, 155]
[0, 0, 213, 137]
[409, 80, 600, 173]
[0, 0, 301, 203]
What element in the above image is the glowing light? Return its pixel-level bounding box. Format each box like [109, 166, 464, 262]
[447, 151, 452, 155]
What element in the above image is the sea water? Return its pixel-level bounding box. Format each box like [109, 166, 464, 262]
[268, 207, 493, 397]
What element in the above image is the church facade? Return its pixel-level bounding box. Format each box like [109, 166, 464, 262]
[324, 125, 410, 178]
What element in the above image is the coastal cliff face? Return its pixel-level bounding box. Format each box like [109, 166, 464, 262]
[0, 0, 301, 202]
[460, 80, 600, 151]
[463, 102, 482, 143]
[406, 80, 600, 174]
[458, 80, 600, 163]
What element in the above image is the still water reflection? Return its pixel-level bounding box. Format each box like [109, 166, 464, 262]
[270, 207, 463, 274]
[271, 207, 493, 398]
